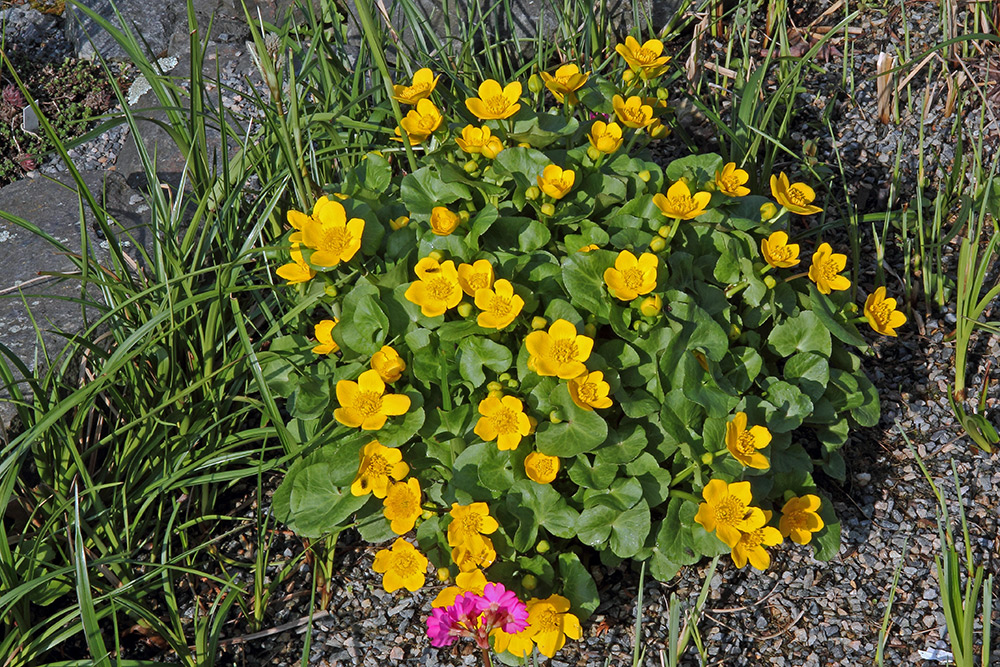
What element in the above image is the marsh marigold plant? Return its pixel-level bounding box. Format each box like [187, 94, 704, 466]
[267, 33, 888, 662]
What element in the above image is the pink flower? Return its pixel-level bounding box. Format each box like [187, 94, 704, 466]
[425, 583, 529, 649]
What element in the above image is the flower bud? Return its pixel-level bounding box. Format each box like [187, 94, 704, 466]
[487, 381, 504, 392]
[622, 69, 636, 83]
[583, 323, 597, 338]
[422, 509, 435, 520]
[728, 323, 741, 341]
[463, 160, 479, 173]
[437, 568, 451, 582]
[459, 210, 471, 223]
[525, 186, 541, 200]
[428, 250, 444, 261]
[638, 170, 651, 182]
[640, 294, 663, 317]
[846, 302, 858, 314]
[527, 415, 538, 434]
[764, 275, 777, 289]
[760, 202, 779, 221]
[506, 378, 519, 389]
[531, 316, 548, 330]
[324, 284, 339, 297]
[499, 372, 512, 382]
[535, 540, 551, 554]
[528, 73, 544, 94]
[521, 574, 538, 590]
[489, 388, 505, 399]
[548, 410, 563, 424]
[457, 302, 473, 318]
[656, 87, 669, 101]
[657, 225, 671, 238]
[541, 203, 555, 217]
[587, 146, 601, 161]
[649, 237, 666, 252]
[371, 345, 406, 383]
[430, 206, 461, 236]
[701, 452, 714, 465]
[389, 215, 409, 230]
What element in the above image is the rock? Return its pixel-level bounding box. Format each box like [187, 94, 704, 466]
[64, 0, 179, 60]
[0, 6, 58, 52]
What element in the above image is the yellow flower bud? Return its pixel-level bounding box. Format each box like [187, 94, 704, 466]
[422, 509, 435, 520]
[437, 567, 451, 582]
[324, 284, 339, 297]
[701, 452, 714, 465]
[536, 539, 550, 554]
[623, 69, 636, 83]
[760, 202, 779, 221]
[764, 275, 777, 289]
[657, 225, 671, 238]
[521, 574, 538, 590]
[728, 323, 741, 341]
[430, 206, 461, 236]
[525, 186, 541, 200]
[549, 410, 563, 424]
[638, 170, 651, 182]
[649, 237, 666, 252]
[371, 345, 406, 383]
[640, 294, 662, 316]
[527, 415, 538, 435]
[489, 389, 505, 399]
[587, 146, 601, 161]
[459, 210, 471, 223]
[528, 73, 543, 94]
[656, 87, 669, 101]
[389, 215, 410, 230]
[428, 250, 444, 261]
[518, 142, 532, 148]
[541, 203, 555, 216]
[457, 302, 474, 318]
[531, 316, 548, 330]
[583, 323, 597, 338]
[487, 381, 504, 392]
[463, 160, 479, 173]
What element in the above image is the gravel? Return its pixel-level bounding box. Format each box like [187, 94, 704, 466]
[5, 1, 1000, 666]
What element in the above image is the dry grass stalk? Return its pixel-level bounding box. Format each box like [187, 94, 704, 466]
[686, 12, 709, 83]
[943, 71, 966, 117]
[876, 51, 896, 124]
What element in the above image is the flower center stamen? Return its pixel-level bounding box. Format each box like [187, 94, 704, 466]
[622, 268, 644, 290]
[355, 391, 383, 417]
[489, 295, 512, 316]
[491, 407, 517, 434]
[787, 187, 808, 205]
[550, 339, 579, 363]
[536, 609, 560, 633]
[321, 227, 352, 253]
[736, 431, 757, 456]
[485, 95, 510, 115]
[429, 277, 455, 301]
[871, 302, 892, 325]
[715, 496, 748, 526]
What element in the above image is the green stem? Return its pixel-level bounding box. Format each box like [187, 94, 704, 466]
[671, 463, 697, 487]
[352, 0, 417, 173]
[669, 490, 701, 504]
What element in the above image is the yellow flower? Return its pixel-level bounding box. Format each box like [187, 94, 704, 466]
[760, 231, 801, 268]
[372, 538, 428, 592]
[392, 67, 440, 105]
[524, 594, 582, 658]
[647, 118, 671, 139]
[456, 125, 493, 154]
[694, 479, 766, 548]
[447, 502, 499, 549]
[451, 536, 497, 572]
[611, 94, 654, 129]
[731, 511, 783, 570]
[465, 79, 522, 120]
[524, 451, 560, 484]
[431, 569, 488, 608]
[639, 294, 663, 317]
[588, 120, 624, 154]
[615, 36, 670, 76]
[335, 369, 411, 430]
[779, 494, 825, 544]
[276, 243, 316, 285]
[371, 345, 406, 383]
[351, 440, 409, 498]
[481, 135, 505, 159]
[578, 244, 600, 253]
[430, 206, 461, 236]
[808, 242, 851, 295]
[457, 259, 494, 297]
[404, 257, 463, 317]
[395, 98, 443, 145]
[537, 164, 575, 200]
[760, 202, 779, 221]
[770, 172, 823, 215]
[524, 318, 594, 379]
[383, 477, 422, 535]
[475, 279, 524, 329]
[539, 64, 589, 103]
[474, 394, 531, 451]
[603, 250, 658, 301]
[725, 411, 771, 470]
[300, 198, 365, 268]
[311, 319, 339, 355]
[567, 371, 613, 411]
[715, 162, 751, 197]
[864, 287, 907, 337]
[491, 625, 535, 658]
[652, 180, 711, 220]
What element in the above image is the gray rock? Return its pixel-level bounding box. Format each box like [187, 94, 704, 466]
[0, 6, 57, 51]
[64, 0, 179, 60]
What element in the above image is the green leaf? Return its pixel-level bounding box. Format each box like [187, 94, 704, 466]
[808, 284, 868, 349]
[451, 443, 497, 500]
[348, 152, 392, 195]
[287, 375, 330, 420]
[567, 454, 618, 489]
[518, 219, 552, 252]
[561, 250, 615, 320]
[558, 552, 600, 620]
[783, 352, 830, 401]
[465, 205, 499, 252]
[400, 166, 472, 215]
[535, 385, 608, 456]
[851, 372, 881, 427]
[767, 311, 832, 357]
[762, 380, 814, 433]
[812, 493, 841, 561]
[508, 114, 579, 148]
[624, 452, 672, 506]
[585, 477, 643, 511]
[665, 153, 724, 188]
[593, 423, 647, 464]
[492, 146, 552, 187]
[376, 391, 425, 448]
[335, 278, 389, 355]
[512, 480, 579, 539]
[576, 504, 616, 546]
[477, 443, 516, 492]
[457, 336, 514, 386]
[609, 501, 650, 558]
